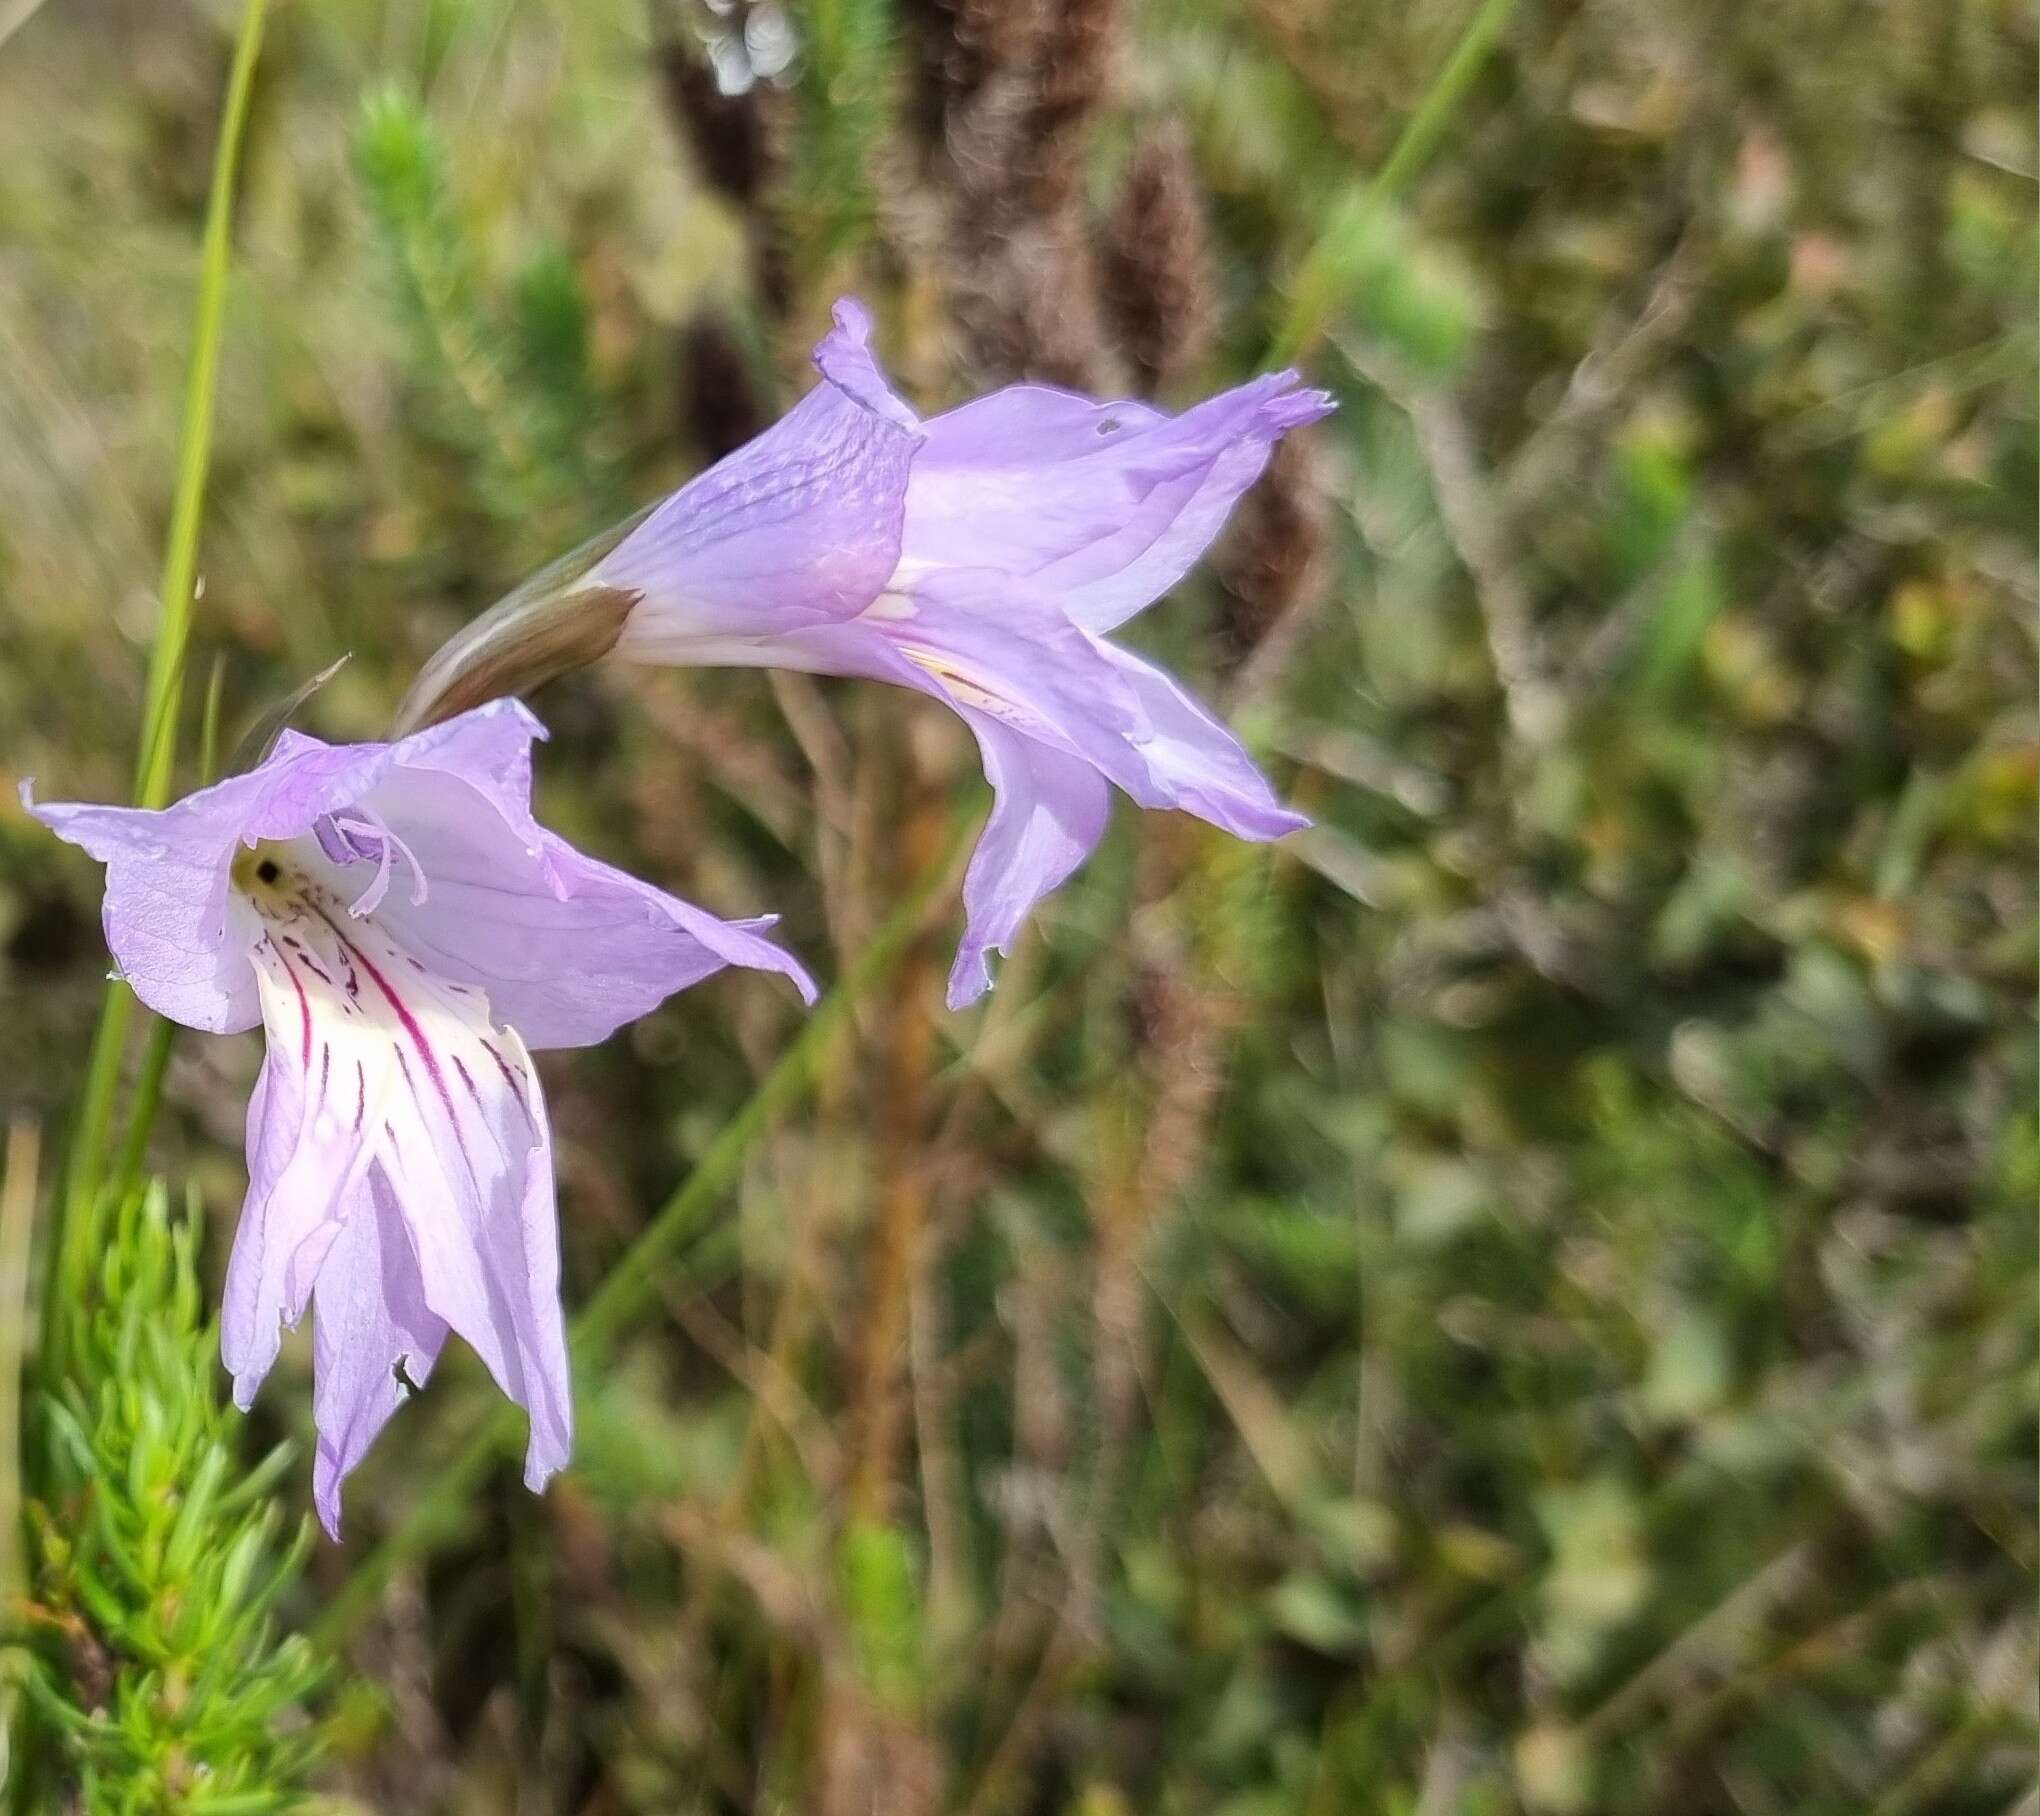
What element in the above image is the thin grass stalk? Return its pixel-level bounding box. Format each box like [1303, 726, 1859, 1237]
[50, 0, 272, 1370]
[0, 1120, 39, 1780]
[110, 658, 232, 1200]
[310, 814, 972, 1649]
[1272, 0, 1519, 361]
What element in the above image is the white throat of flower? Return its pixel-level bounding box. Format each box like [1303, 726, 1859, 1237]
[229, 832, 546, 1309]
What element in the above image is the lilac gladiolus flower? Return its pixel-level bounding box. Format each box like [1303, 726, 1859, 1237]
[584, 299, 1332, 1009]
[28, 700, 813, 1535]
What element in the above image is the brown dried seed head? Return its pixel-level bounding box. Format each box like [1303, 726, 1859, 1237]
[894, 0, 978, 147]
[677, 313, 768, 461]
[1018, 0, 1120, 215]
[1101, 122, 1216, 392]
[1215, 431, 1332, 668]
[655, 36, 773, 204]
[952, 216, 1114, 388]
[896, 0, 1053, 148]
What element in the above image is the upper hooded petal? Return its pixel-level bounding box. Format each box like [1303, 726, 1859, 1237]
[352, 702, 816, 1046]
[32, 700, 812, 1049]
[23, 735, 395, 1034]
[597, 299, 922, 651]
[901, 371, 1334, 634]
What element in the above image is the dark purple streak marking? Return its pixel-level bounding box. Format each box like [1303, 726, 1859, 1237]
[480, 1037, 535, 1132]
[268, 939, 314, 1067]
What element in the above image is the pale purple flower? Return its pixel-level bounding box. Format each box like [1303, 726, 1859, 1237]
[585, 298, 1332, 1008]
[29, 699, 813, 1535]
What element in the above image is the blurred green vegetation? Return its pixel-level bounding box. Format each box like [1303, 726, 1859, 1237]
[0, 0, 2033, 1812]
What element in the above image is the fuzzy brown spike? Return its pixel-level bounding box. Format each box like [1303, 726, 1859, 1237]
[1100, 122, 1216, 392]
[677, 313, 768, 461]
[911, 0, 1115, 386]
[896, 0, 1053, 151]
[1018, 0, 1120, 215]
[950, 215, 1116, 390]
[1213, 430, 1332, 677]
[654, 34, 773, 205]
[893, 0, 961, 150]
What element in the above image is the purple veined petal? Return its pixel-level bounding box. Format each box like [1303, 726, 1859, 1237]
[902, 371, 1335, 634]
[223, 866, 573, 1497]
[353, 705, 816, 1047]
[309, 1172, 449, 1538]
[946, 706, 1114, 1010]
[25, 785, 260, 1033]
[594, 301, 922, 648]
[24, 729, 407, 1033]
[252, 889, 575, 1501]
[1101, 642, 1312, 841]
[220, 905, 407, 1408]
[811, 297, 920, 432]
[855, 569, 1158, 801]
[357, 930, 572, 1496]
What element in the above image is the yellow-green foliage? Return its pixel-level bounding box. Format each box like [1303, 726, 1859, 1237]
[21, 1182, 322, 1813]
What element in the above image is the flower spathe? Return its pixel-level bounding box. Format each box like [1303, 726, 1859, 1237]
[29, 699, 814, 1535]
[588, 299, 1332, 1008]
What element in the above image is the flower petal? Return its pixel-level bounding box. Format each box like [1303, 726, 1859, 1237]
[220, 905, 408, 1406]
[24, 731, 404, 1032]
[27, 784, 267, 1034]
[1103, 643, 1311, 841]
[947, 710, 1113, 1009]
[860, 569, 1156, 799]
[309, 1172, 449, 1538]
[356, 704, 816, 1046]
[370, 980, 572, 1497]
[596, 300, 922, 648]
[902, 372, 1334, 633]
[222, 871, 574, 1496]
[810, 297, 920, 432]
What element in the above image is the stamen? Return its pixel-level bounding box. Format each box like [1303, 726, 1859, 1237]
[350, 822, 396, 917]
[327, 807, 431, 916]
[313, 817, 354, 866]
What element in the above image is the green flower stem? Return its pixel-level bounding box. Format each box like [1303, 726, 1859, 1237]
[130, 0, 271, 813]
[50, 0, 271, 1369]
[310, 813, 972, 1650]
[109, 1023, 176, 1203]
[0, 1122, 40, 1616]
[1272, 0, 1521, 362]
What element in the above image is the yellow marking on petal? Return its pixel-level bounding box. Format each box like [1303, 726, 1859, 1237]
[897, 645, 1007, 716]
[232, 841, 303, 908]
